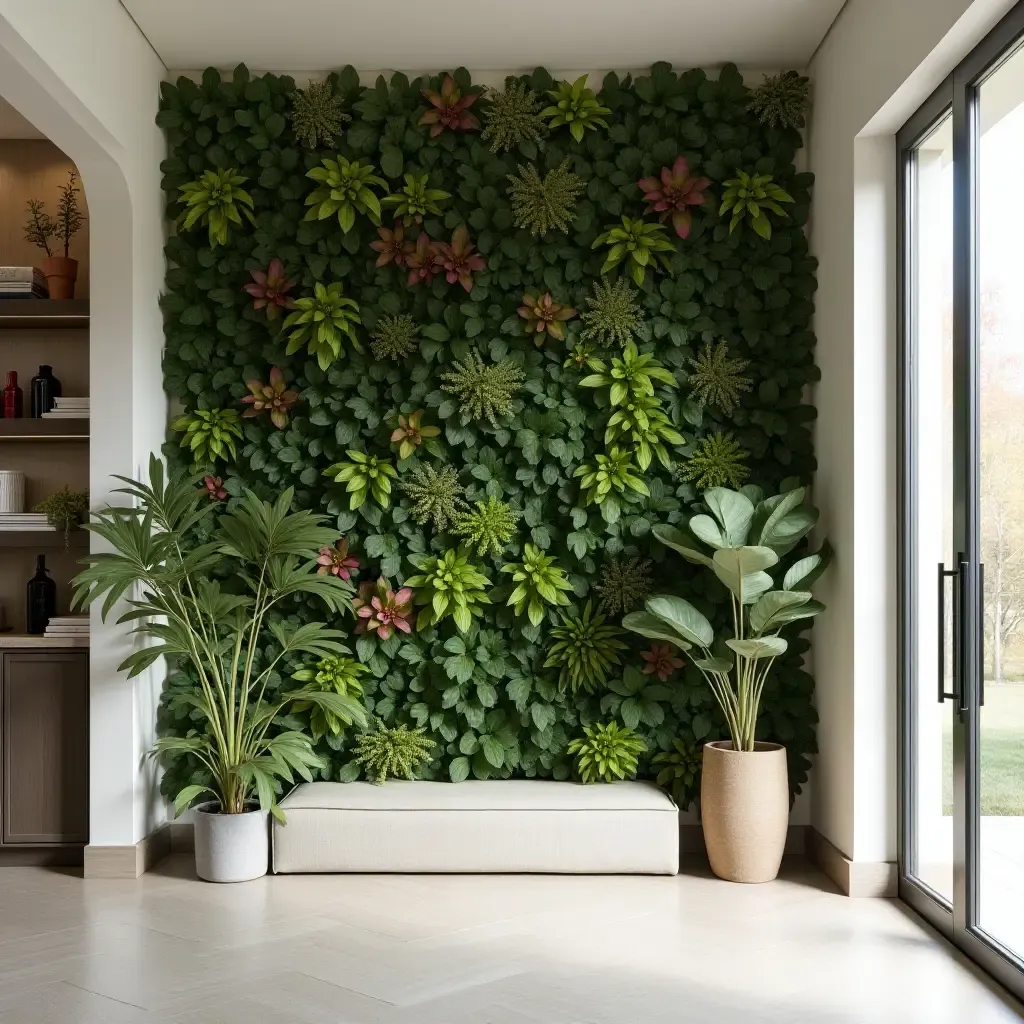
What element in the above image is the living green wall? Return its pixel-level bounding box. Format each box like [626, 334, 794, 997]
[156, 62, 818, 808]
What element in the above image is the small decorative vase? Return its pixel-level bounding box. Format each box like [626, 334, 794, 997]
[0, 471, 25, 513]
[40, 257, 78, 300]
[26, 554, 56, 634]
[701, 740, 789, 884]
[2, 371, 22, 418]
[193, 801, 269, 883]
[29, 365, 61, 418]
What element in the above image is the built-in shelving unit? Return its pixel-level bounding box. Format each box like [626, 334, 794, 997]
[0, 419, 88, 441]
[0, 634, 89, 648]
[0, 300, 88, 330]
[0, 530, 87, 548]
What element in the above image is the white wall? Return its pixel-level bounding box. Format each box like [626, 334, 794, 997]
[809, 0, 1017, 861]
[0, 0, 168, 845]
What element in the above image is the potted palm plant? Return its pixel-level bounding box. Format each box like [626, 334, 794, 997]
[72, 456, 366, 882]
[623, 485, 830, 883]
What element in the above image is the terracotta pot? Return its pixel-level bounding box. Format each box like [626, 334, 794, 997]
[40, 257, 78, 300]
[701, 740, 788, 883]
[193, 801, 268, 883]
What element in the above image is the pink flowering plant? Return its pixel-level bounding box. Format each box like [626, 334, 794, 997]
[317, 537, 360, 581]
[352, 576, 415, 640]
[637, 157, 711, 239]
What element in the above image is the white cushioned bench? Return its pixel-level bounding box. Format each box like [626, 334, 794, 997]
[272, 779, 678, 875]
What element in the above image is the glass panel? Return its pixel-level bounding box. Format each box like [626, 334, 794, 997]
[977, 43, 1024, 954]
[909, 114, 956, 903]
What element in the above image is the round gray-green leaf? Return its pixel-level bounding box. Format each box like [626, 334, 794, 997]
[726, 636, 788, 659]
[645, 595, 714, 648]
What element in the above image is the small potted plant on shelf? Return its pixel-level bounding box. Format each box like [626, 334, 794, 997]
[23, 169, 86, 300]
[623, 485, 831, 884]
[34, 487, 89, 550]
[71, 456, 367, 882]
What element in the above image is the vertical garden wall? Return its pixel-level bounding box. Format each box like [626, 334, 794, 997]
[155, 62, 818, 807]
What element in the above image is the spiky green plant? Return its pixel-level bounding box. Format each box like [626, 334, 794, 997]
[324, 451, 397, 510]
[291, 656, 369, 741]
[575, 447, 650, 509]
[507, 160, 585, 236]
[579, 341, 678, 407]
[177, 168, 254, 248]
[352, 718, 436, 784]
[291, 77, 350, 149]
[687, 340, 752, 414]
[170, 408, 243, 468]
[500, 543, 573, 626]
[719, 171, 794, 240]
[304, 155, 388, 233]
[453, 496, 522, 557]
[370, 314, 418, 360]
[580, 277, 644, 348]
[541, 76, 610, 143]
[568, 721, 646, 783]
[382, 173, 451, 224]
[680, 432, 750, 490]
[592, 557, 654, 616]
[482, 80, 546, 153]
[653, 738, 703, 807]
[405, 547, 492, 632]
[604, 392, 685, 471]
[545, 601, 627, 693]
[748, 70, 811, 130]
[592, 216, 676, 286]
[283, 282, 361, 369]
[398, 463, 469, 531]
[441, 353, 525, 427]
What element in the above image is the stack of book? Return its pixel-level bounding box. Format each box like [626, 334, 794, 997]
[44, 615, 89, 639]
[0, 512, 52, 532]
[42, 397, 89, 420]
[0, 267, 47, 299]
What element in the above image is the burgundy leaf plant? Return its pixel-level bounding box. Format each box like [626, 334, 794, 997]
[243, 258, 297, 319]
[637, 157, 711, 239]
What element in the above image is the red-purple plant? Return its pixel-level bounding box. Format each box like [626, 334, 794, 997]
[317, 537, 360, 581]
[637, 157, 712, 239]
[433, 225, 485, 293]
[201, 475, 227, 501]
[242, 258, 297, 320]
[241, 366, 300, 429]
[640, 643, 685, 682]
[419, 74, 480, 137]
[517, 292, 576, 343]
[407, 232, 441, 286]
[370, 223, 414, 269]
[352, 576, 415, 640]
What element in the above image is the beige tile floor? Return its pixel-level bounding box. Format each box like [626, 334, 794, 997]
[0, 855, 1021, 1023]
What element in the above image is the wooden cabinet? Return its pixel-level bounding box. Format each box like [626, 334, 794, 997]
[1, 650, 88, 845]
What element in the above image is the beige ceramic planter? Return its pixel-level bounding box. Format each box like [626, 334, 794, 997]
[701, 740, 788, 883]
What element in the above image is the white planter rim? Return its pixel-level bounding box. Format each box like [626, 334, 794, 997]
[193, 799, 262, 817]
[704, 740, 785, 755]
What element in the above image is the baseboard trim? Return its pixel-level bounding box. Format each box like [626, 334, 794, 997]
[807, 827, 897, 897]
[0, 846, 83, 867]
[680, 822, 806, 856]
[84, 824, 173, 879]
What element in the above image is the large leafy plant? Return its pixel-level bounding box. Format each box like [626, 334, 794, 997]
[592, 217, 676, 286]
[282, 281, 361, 369]
[624, 486, 830, 751]
[304, 155, 387, 233]
[72, 457, 367, 820]
[406, 547, 492, 632]
[177, 168, 254, 247]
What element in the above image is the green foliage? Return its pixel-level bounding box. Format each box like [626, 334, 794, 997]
[719, 170, 794, 240]
[575, 447, 650, 515]
[687, 340, 752, 414]
[580, 341, 678, 407]
[325, 450, 397, 509]
[542, 75, 610, 143]
[406, 547, 492, 632]
[507, 160, 585, 236]
[34, 486, 89, 549]
[501, 543, 573, 625]
[568, 721, 646, 783]
[370, 314, 418, 360]
[592, 217, 676, 286]
[24, 169, 85, 258]
[681, 431, 750, 490]
[592, 556, 653, 615]
[545, 602, 627, 694]
[283, 281, 361, 369]
[518, 292, 576, 343]
[171, 408, 243, 468]
[352, 717, 436, 784]
[482, 80, 546, 153]
[382, 172, 451, 223]
[453, 495, 522, 557]
[580, 277, 644, 348]
[292, 656, 369, 741]
[177, 168, 255, 247]
[605, 393, 684, 471]
[441, 352, 525, 427]
[653, 737, 703, 808]
[290, 77, 349, 149]
[748, 71, 811, 130]
[398, 463, 469, 531]
[304, 155, 387, 234]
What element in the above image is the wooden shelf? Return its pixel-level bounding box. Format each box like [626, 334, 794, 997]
[0, 634, 89, 649]
[0, 419, 88, 441]
[0, 300, 88, 330]
[0, 529, 87, 548]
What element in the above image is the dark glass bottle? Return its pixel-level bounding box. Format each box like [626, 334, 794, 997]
[2, 371, 22, 418]
[26, 555, 56, 634]
[29, 364, 61, 418]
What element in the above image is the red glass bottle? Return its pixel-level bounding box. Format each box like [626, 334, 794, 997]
[2, 371, 22, 418]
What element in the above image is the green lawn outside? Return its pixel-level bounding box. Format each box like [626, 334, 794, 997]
[943, 683, 1024, 815]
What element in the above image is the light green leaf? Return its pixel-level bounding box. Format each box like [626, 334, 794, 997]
[726, 636, 788, 659]
[645, 595, 714, 647]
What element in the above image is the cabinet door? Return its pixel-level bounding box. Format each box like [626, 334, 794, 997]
[2, 652, 88, 844]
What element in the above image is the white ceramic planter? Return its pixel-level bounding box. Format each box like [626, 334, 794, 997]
[0, 471, 25, 514]
[193, 802, 269, 882]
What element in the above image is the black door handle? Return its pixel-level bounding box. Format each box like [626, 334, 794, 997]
[979, 561, 985, 708]
[957, 559, 970, 713]
[938, 561, 959, 703]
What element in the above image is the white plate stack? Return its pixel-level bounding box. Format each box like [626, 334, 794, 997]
[0, 512, 52, 532]
[42, 397, 90, 419]
[44, 615, 89, 639]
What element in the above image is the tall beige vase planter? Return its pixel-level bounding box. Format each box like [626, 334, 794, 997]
[701, 740, 789, 883]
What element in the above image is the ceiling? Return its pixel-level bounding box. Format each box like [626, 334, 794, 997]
[120, 0, 845, 72]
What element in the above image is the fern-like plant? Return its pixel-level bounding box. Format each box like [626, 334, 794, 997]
[680, 432, 750, 490]
[283, 282, 362, 369]
[177, 168, 255, 248]
[398, 463, 468, 531]
[545, 601, 627, 693]
[34, 487, 89, 550]
[592, 557, 653, 616]
[352, 718, 436, 784]
[324, 451, 397, 510]
[291, 656, 369, 741]
[580, 277, 644, 348]
[687, 341, 752, 414]
[440, 353, 525, 427]
[291, 77, 349, 149]
[500, 543, 573, 626]
[453, 495, 522, 557]
[170, 408, 243, 468]
[748, 71, 811, 130]
[568, 721, 646, 784]
[370, 314, 418, 360]
[507, 160, 584, 236]
[406, 547, 492, 632]
[304, 155, 388, 233]
[482, 80, 546, 153]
